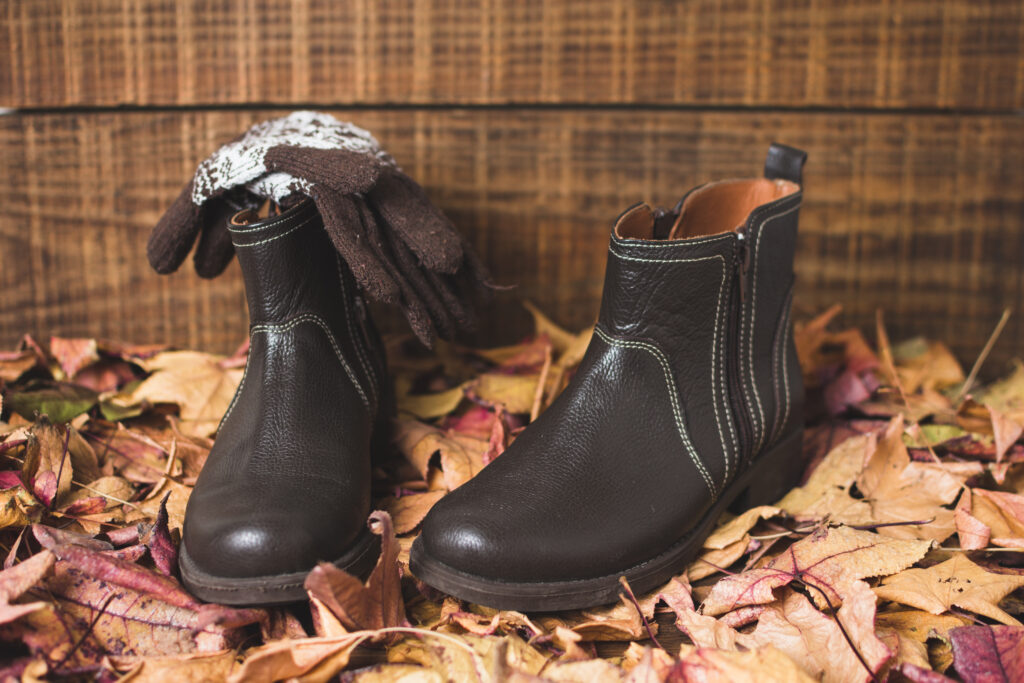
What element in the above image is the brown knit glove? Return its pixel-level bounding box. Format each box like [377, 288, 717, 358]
[147, 112, 491, 345]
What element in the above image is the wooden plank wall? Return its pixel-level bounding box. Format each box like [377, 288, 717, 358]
[1, 0, 1022, 373]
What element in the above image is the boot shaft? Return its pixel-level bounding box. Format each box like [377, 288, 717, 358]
[598, 143, 806, 479]
[228, 199, 386, 416]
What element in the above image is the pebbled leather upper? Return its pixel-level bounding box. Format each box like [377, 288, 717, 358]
[418, 146, 805, 584]
[182, 199, 388, 579]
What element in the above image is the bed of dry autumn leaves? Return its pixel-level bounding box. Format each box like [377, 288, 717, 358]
[0, 302, 1022, 682]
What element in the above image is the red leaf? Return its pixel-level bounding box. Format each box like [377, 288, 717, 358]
[31, 471, 57, 507]
[0, 471, 22, 490]
[303, 510, 406, 633]
[144, 492, 179, 577]
[950, 625, 1024, 683]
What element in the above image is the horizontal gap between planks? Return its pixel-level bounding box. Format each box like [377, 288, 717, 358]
[4, 102, 1024, 118]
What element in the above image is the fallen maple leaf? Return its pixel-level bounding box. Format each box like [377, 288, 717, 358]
[875, 553, 1024, 626]
[393, 420, 484, 491]
[970, 488, 1024, 548]
[776, 433, 876, 521]
[539, 586, 660, 642]
[671, 644, 815, 683]
[705, 505, 782, 550]
[131, 351, 244, 437]
[0, 544, 254, 671]
[109, 650, 238, 682]
[854, 416, 968, 541]
[702, 525, 931, 615]
[955, 489, 992, 550]
[988, 404, 1024, 463]
[304, 511, 407, 633]
[657, 574, 745, 650]
[390, 631, 548, 681]
[747, 581, 891, 683]
[228, 632, 369, 683]
[890, 338, 965, 394]
[384, 490, 446, 534]
[0, 550, 54, 626]
[688, 536, 750, 582]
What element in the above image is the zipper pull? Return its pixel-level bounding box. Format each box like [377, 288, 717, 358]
[737, 232, 751, 302]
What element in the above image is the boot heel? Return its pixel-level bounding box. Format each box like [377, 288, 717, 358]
[729, 429, 804, 513]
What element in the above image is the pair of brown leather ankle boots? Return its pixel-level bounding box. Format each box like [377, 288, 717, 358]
[171, 142, 808, 611]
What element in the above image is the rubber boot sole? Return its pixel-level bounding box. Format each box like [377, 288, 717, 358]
[179, 527, 380, 606]
[409, 429, 803, 612]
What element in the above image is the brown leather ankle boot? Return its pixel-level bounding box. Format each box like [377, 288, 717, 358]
[179, 199, 389, 605]
[411, 143, 808, 611]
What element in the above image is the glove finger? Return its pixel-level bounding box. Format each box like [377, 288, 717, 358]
[192, 192, 259, 278]
[377, 213, 457, 341]
[354, 200, 437, 346]
[314, 191, 401, 304]
[365, 171, 463, 274]
[425, 269, 476, 332]
[264, 146, 384, 197]
[459, 234, 495, 293]
[147, 180, 203, 274]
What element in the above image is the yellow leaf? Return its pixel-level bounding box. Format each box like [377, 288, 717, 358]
[113, 650, 238, 682]
[230, 634, 366, 683]
[965, 489, 1024, 548]
[874, 610, 969, 643]
[875, 553, 1024, 625]
[0, 490, 29, 530]
[398, 384, 466, 419]
[777, 434, 873, 519]
[854, 417, 968, 541]
[674, 644, 815, 683]
[473, 373, 539, 414]
[383, 491, 447, 534]
[688, 538, 749, 582]
[523, 301, 579, 356]
[132, 351, 243, 437]
[543, 658, 622, 682]
[393, 421, 484, 491]
[704, 505, 781, 550]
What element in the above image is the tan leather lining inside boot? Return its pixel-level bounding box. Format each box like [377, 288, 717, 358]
[614, 178, 799, 241]
[669, 178, 798, 239]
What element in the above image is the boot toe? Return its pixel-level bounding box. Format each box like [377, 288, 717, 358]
[418, 501, 506, 578]
[183, 514, 322, 579]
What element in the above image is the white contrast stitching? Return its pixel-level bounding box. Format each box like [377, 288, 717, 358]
[608, 247, 732, 480]
[218, 354, 251, 427]
[770, 308, 783, 444]
[336, 255, 377, 407]
[594, 326, 716, 495]
[250, 313, 370, 409]
[778, 300, 794, 441]
[230, 215, 317, 247]
[743, 202, 801, 453]
[768, 291, 791, 444]
[611, 231, 735, 249]
[227, 204, 314, 233]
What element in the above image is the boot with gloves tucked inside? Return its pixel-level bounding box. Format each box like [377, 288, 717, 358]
[412, 143, 807, 611]
[148, 112, 490, 604]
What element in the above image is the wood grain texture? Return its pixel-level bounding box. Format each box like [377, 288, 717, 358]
[3, 0, 1023, 110]
[1, 110, 1020, 370]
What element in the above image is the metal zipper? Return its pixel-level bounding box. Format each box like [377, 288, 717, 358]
[728, 231, 754, 470]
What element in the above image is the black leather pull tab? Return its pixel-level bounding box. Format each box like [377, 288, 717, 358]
[651, 208, 677, 240]
[764, 142, 808, 185]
